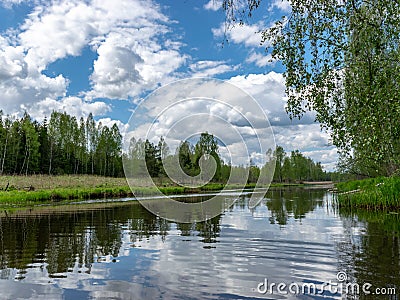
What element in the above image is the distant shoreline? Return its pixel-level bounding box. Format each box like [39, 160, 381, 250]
[0, 175, 307, 209]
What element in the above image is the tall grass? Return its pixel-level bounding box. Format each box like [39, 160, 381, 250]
[0, 174, 305, 208]
[335, 176, 400, 209]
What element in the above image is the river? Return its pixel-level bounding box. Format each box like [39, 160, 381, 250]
[0, 188, 398, 299]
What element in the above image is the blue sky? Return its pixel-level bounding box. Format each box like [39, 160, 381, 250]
[0, 0, 337, 169]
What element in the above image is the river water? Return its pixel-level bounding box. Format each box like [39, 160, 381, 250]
[0, 188, 398, 299]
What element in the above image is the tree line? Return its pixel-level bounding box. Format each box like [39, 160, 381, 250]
[0, 111, 330, 182]
[0, 111, 123, 177]
[126, 133, 331, 183]
[272, 146, 330, 183]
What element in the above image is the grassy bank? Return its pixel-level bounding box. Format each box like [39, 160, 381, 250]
[0, 175, 289, 208]
[335, 176, 400, 210]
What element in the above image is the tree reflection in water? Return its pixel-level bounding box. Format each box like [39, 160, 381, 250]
[265, 188, 325, 225]
[0, 201, 223, 279]
[336, 209, 400, 299]
[0, 203, 167, 278]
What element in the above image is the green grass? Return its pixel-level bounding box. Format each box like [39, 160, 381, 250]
[0, 186, 134, 205]
[0, 175, 283, 208]
[0, 174, 309, 209]
[335, 176, 400, 210]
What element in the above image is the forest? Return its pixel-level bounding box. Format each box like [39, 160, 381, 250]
[0, 111, 330, 183]
[0, 111, 123, 177]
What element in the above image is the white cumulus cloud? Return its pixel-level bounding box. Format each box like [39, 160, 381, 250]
[0, 0, 187, 118]
[246, 51, 276, 67]
[204, 0, 222, 11]
[189, 60, 238, 77]
[269, 0, 291, 12]
[26, 97, 111, 122]
[212, 23, 264, 47]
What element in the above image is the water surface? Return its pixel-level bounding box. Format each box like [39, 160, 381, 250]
[0, 188, 398, 299]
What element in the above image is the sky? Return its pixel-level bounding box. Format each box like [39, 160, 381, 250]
[0, 0, 337, 170]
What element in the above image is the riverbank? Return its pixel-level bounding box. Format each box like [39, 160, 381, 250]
[0, 175, 302, 208]
[335, 176, 400, 210]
